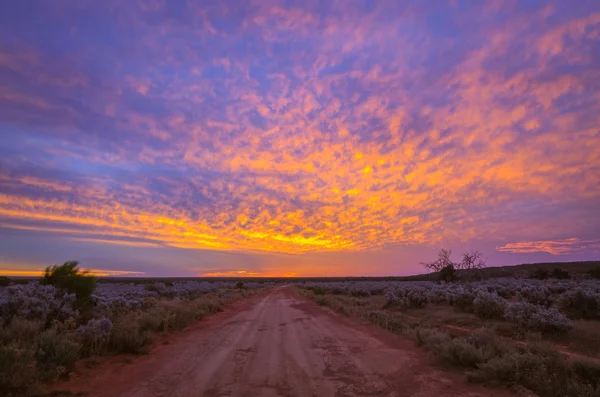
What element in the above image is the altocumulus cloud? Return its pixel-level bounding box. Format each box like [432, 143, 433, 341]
[0, 0, 599, 275]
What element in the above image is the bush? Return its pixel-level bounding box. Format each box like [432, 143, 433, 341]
[588, 267, 600, 279]
[313, 287, 327, 296]
[439, 334, 509, 368]
[35, 327, 80, 381]
[472, 291, 507, 319]
[0, 342, 37, 396]
[77, 317, 112, 356]
[470, 345, 600, 397]
[558, 288, 600, 320]
[551, 268, 571, 280]
[451, 290, 476, 312]
[0, 318, 43, 344]
[0, 276, 10, 287]
[109, 321, 153, 354]
[235, 281, 244, 289]
[530, 268, 550, 280]
[41, 261, 96, 306]
[504, 302, 572, 334]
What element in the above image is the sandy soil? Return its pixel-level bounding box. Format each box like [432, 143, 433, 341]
[51, 287, 511, 397]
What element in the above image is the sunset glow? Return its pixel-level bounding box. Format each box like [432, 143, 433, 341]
[1, 1, 599, 276]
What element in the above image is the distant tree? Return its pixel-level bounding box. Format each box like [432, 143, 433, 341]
[530, 268, 550, 280]
[457, 250, 486, 281]
[439, 264, 457, 283]
[421, 248, 454, 273]
[421, 249, 459, 283]
[551, 268, 571, 280]
[41, 261, 96, 304]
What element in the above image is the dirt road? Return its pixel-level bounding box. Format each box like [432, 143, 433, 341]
[56, 287, 509, 397]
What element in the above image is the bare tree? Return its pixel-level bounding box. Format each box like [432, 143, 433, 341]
[457, 250, 486, 280]
[458, 250, 486, 271]
[421, 248, 455, 272]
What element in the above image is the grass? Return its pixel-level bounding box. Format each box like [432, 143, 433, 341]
[303, 289, 600, 397]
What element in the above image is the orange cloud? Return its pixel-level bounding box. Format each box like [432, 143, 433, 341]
[0, 1, 599, 266]
[496, 238, 600, 255]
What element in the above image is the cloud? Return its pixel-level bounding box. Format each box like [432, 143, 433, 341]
[0, 0, 599, 269]
[496, 238, 600, 255]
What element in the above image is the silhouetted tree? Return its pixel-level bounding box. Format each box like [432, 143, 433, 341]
[421, 248, 454, 273]
[439, 264, 457, 283]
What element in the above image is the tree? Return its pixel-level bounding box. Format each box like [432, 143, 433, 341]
[421, 249, 458, 283]
[458, 250, 486, 280]
[422, 248, 487, 282]
[41, 261, 96, 305]
[439, 264, 457, 283]
[420, 248, 454, 273]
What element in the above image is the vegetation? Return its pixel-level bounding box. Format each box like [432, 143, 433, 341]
[41, 261, 96, 308]
[0, 263, 264, 396]
[302, 278, 600, 397]
[421, 249, 486, 282]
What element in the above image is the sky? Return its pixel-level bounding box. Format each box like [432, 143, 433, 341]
[1, 0, 599, 277]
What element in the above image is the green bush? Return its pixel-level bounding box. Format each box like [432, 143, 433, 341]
[312, 287, 327, 295]
[41, 261, 96, 306]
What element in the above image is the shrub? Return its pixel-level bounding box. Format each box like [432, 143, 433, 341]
[451, 290, 476, 312]
[470, 344, 600, 397]
[504, 302, 572, 334]
[35, 327, 80, 381]
[0, 276, 10, 286]
[0, 317, 43, 344]
[109, 321, 153, 354]
[0, 342, 37, 396]
[551, 268, 571, 280]
[558, 288, 600, 320]
[472, 291, 507, 319]
[438, 334, 510, 368]
[312, 287, 327, 296]
[236, 281, 244, 289]
[405, 288, 428, 308]
[588, 267, 600, 279]
[517, 285, 550, 306]
[77, 317, 112, 356]
[41, 261, 96, 306]
[530, 268, 550, 280]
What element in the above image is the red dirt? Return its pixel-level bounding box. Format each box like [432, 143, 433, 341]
[49, 287, 511, 397]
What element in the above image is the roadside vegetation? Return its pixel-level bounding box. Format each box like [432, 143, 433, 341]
[0, 262, 266, 396]
[301, 253, 600, 397]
